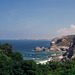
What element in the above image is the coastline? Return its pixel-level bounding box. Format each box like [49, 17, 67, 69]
[36, 57, 52, 64]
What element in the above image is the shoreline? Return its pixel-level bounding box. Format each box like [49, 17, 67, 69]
[36, 57, 52, 64]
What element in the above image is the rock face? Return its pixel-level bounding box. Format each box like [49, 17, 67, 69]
[49, 45, 69, 52]
[62, 37, 75, 61]
[49, 36, 70, 52]
[50, 35, 75, 61]
[50, 35, 75, 51]
[51, 35, 75, 46]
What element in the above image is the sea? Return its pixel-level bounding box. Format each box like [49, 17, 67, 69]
[0, 40, 61, 64]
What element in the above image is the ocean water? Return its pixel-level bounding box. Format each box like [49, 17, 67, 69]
[0, 40, 60, 63]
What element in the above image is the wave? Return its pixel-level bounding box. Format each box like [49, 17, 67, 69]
[36, 57, 52, 64]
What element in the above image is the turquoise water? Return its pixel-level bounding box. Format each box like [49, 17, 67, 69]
[0, 40, 60, 63]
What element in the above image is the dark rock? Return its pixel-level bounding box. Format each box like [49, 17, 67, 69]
[55, 39, 62, 44]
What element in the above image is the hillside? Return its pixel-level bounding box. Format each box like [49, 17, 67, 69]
[51, 35, 75, 46]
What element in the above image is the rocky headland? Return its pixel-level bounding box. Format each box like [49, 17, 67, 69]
[34, 35, 75, 62]
[50, 35, 75, 61]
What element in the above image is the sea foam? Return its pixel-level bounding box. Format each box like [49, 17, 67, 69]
[37, 57, 52, 64]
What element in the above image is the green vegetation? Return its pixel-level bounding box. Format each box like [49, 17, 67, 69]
[0, 43, 75, 75]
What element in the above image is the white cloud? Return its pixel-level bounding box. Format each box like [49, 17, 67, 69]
[57, 25, 75, 35]
[71, 25, 75, 29]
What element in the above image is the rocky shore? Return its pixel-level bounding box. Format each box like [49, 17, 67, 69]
[34, 35, 75, 62]
[34, 47, 46, 52]
[50, 35, 75, 62]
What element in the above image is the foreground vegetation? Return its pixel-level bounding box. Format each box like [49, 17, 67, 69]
[0, 43, 75, 75]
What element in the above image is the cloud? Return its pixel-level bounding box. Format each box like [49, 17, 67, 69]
[71, 25, 75, 29]
[57, 25, 75, 35]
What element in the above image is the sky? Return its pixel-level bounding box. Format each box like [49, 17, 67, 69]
[0, 0, 75, 39]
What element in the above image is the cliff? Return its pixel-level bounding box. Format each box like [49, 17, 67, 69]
[51, 35, 75, 46]
[50, 35, 75, 61]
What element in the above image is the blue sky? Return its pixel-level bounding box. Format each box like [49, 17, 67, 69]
[0, 0, 75, 39]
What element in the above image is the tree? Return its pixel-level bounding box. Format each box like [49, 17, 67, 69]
[11, 51, 23, 61]
[0, 43, 13, 57]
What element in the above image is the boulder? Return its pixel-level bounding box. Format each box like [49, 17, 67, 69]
[34, 47, 42, 51]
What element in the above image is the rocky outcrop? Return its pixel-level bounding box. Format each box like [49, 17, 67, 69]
[49, 36, 70, 52]
[50, 45, 69, 52]
[34, 47, 46, 52]
[50, 35, 75, 51]
[51, 35, 75, 46]
[62, 37, 75, 61]
[49, 45, 69, 52]
[49, 35, 75, 61]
